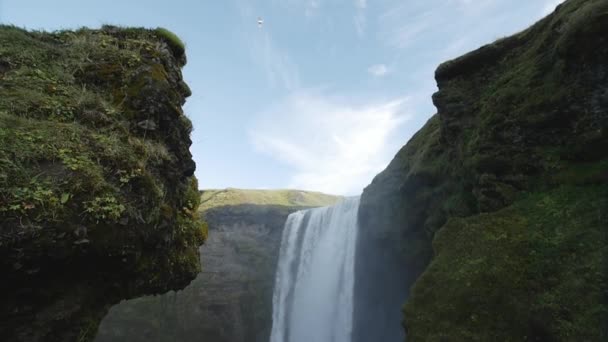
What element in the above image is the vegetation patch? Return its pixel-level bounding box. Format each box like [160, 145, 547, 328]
[154, 27, 186, 59]
[356, 0, 608, 340]
[199, 188, 342, 213]
[0, 24, 203, 342]
[405, 184, 608, 341]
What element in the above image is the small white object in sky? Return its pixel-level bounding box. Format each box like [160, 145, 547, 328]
[258, 17, 264, 28]
[368, 64, 390, 77]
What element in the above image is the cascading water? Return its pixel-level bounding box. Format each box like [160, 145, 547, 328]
[270, 197, 360, 342]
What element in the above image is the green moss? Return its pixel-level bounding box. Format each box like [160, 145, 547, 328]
[405, 185, 608, 341]
[552, 159, 608, 185]
[0, 25, 203, 342]
[154, 27, 186, 58]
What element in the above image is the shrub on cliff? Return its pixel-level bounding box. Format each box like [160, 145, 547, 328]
[154, 27, 186, 60]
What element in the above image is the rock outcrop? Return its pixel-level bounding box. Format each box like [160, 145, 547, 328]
[0, 26, 206, 341]
[355, 0, 608, 340]
[95, 189, 340, 342]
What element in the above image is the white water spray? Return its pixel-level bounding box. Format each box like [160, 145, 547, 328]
[270, 197, 360, 342]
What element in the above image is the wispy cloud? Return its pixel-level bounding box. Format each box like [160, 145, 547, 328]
[305, 0, 320, 17]
[380, 9, 437, 49]
[368, 64, 390, 77]
[378, 0, 507, 51]
[237, 0, 300, 90]
[447, 0, 499, 13]
[253, 31, 300, 90]
[541, 0, 565, 16]
[354, 0, 367, 36]
[274, 0, 322, 17]
[250, 90, 412, 195]
[355, 0, 367, 8]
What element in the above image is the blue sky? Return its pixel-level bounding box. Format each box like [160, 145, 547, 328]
[0, 0, 564, 195]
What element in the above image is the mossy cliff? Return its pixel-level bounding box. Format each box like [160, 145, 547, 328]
[0, 26, 206, 341]
[95, 189, 340, 342]
[355, 0, 608, 340]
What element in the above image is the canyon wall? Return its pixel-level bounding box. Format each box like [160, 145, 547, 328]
[355, 0, 608, 340]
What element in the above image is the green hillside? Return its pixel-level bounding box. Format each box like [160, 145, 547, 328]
[198, 188, 342, 212]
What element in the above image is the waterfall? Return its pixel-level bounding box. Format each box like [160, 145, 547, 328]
[270, 197, 360, 342]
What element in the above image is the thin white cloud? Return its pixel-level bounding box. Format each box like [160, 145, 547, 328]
[381, 9, 437, 49]
[541, 0, 565, 16]
[238, 0, 300, 90]
[447, 0, 498, 12]
[354, 0, 367, 36]
[447, 0, 476, 6]
[368, 64, 390, 77]
[276, 0, 322, 17]
[255, 31, 300, 90]
[439, 36, 475, 61]
[249, 90, 412, 195]
[305, 0, 321, 17]
[379, 0, 500, 49]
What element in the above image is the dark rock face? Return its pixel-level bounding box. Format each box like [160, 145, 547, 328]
[354, 118, 445, 342]
[0, 26, 205, 342]
[95, 204, 308, 342]
[354, 0, 608, 340]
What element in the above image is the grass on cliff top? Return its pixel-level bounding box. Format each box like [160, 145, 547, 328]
[0, 25, 179, 229]
[198, 188, 342, 212]
[0, 24, 204, 342]
[154, 27, 186, 57]
[0, 25, 204, 255]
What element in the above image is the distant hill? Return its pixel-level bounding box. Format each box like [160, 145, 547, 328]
[98, 188, 342, 342]
[198, 188, 342, 212]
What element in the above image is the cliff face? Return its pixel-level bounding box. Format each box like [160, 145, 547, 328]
[0, 26, 206, 341]
[95, 189, 340, 342]
[355, 0, 608, 340]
